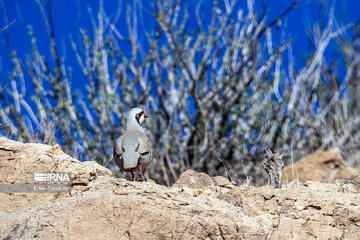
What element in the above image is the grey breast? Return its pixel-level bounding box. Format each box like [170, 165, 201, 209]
[120, 134, 141, 169]
[114, 131, 153, 171]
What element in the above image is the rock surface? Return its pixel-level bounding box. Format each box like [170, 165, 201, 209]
[0, 138, 359, 239]
[282, 149, 358, 183]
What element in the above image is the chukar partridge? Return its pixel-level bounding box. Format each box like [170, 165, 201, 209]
[113, 107, 153, 181]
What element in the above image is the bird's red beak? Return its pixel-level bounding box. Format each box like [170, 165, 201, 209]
[144, 114, 149, 118]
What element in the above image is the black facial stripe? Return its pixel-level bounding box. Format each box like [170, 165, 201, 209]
[135, 114, 141, 126]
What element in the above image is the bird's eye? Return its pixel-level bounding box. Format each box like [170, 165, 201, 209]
[139, 111, 144, 116]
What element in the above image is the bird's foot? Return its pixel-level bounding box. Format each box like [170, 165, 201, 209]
[136, 177, 147, 182]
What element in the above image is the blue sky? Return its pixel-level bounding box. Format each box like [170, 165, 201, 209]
[1, 0, 359, 90]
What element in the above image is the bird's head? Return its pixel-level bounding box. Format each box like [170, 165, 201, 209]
[127, 107, 149, 129]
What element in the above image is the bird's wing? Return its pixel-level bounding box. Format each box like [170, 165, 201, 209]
[121, 134, 140, 169]
[130, 131, 153, 167]
[137, 134, 151, 155]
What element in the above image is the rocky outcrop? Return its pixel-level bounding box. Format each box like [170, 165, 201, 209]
[0, 137, 112, 186]
[0, 138, 359, 239]
[282, 149, 358, 183]
[172, 169, 238, 190]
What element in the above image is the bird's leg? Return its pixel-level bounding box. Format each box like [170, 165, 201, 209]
[130, 170, 135, 181]
[137, 164, 147, 182]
